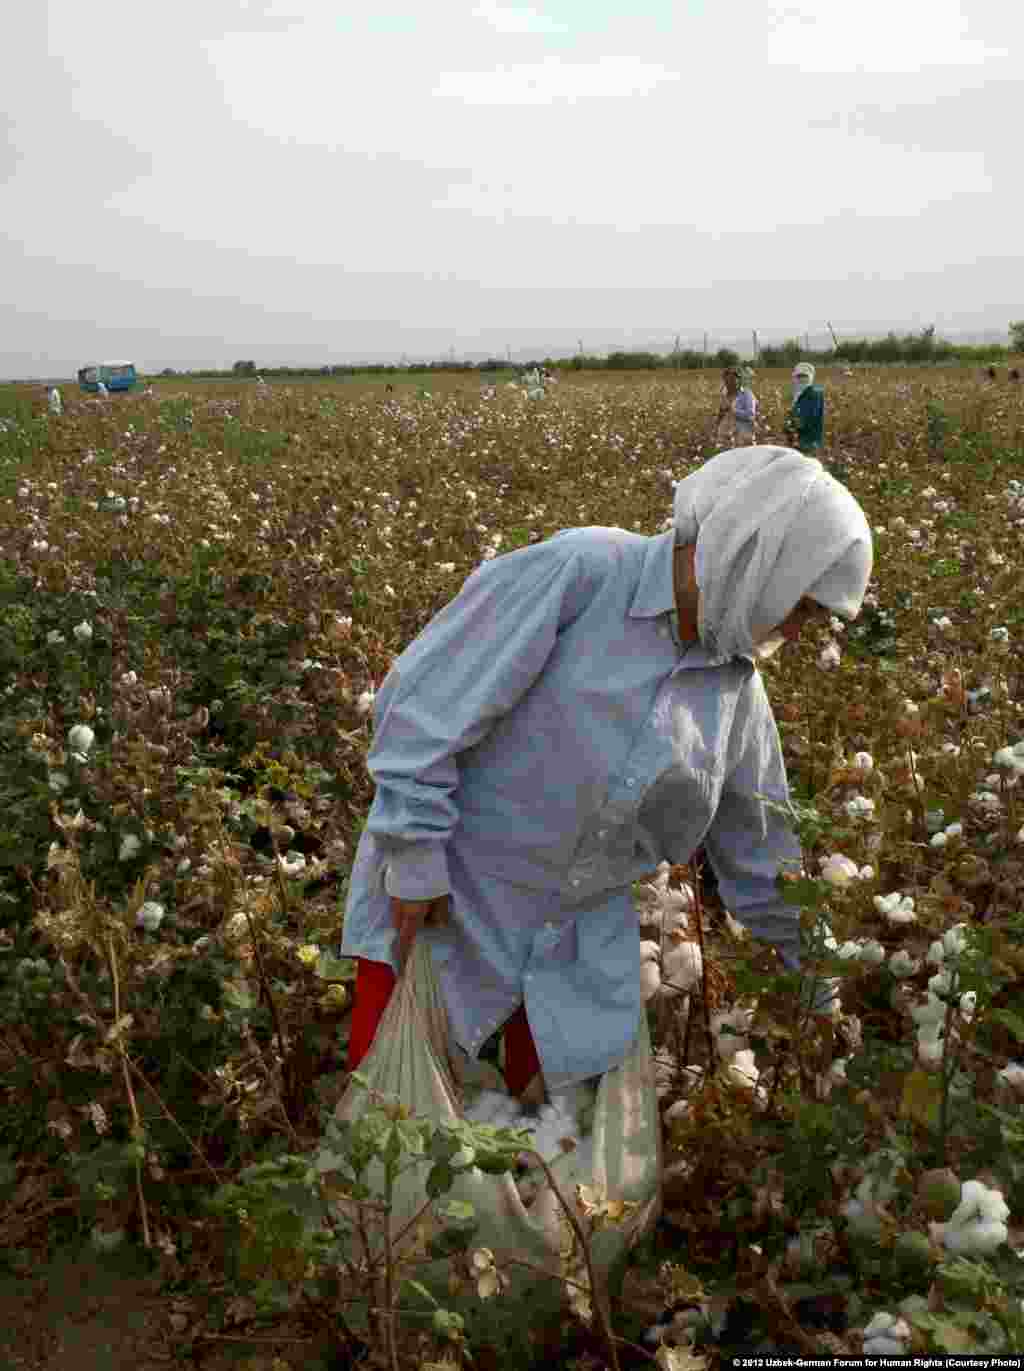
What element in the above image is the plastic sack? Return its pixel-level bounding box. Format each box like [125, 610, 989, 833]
[331, 937, 662, 1303]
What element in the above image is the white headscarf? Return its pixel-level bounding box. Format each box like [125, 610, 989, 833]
[791, 361, 815, 403]
[673, 445, 873, 662]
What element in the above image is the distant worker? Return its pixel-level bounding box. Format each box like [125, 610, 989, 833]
[785, 362, 825, 455]
[1011, 368, 1021, 384]
[715, 366, 757, 447]
[987, 365, 998, 381]
[47, 386, 62, 416]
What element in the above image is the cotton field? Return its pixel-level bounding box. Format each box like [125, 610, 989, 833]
[3, 363, 1024, 1363]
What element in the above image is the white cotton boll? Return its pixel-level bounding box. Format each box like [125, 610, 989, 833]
[119, 833, 142, 861]
[853, 751, 874, 773]
[837, 940, 862, 960]
[727, 1048, 760, 1090]
[818, 641, 841, 670]
[820, 853, 860, 886]
[640, 959, 662, 1001]
[135, 901, 165, 932]
[661, 938, 703, 994]
[278, 851, 306, 877]
[355, 690, 375, 717]
[845, 795, 876, 819]
[859, 865, 875, 881]
[73, 620, 93, 643]
[930, 831, 948, 849]
[67, 724, 95, 754]
[959, 991, 977, 1022]
[874, 892, 916, 924]
[889, 950, 919, 978]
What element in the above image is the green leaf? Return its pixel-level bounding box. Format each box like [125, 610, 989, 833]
[436, 1199, 475, 1223]
[426, 1162, 455, 1199]
[402, 1278, 439, 1308]
[991, 1008, 1024, 1044]
[314, 954, 355, 982]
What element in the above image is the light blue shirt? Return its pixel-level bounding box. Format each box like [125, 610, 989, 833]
[340, 527, 804, 1086]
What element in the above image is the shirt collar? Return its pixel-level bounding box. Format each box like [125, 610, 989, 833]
[629, 530, 677, 620]
[630, 529, 755, 668]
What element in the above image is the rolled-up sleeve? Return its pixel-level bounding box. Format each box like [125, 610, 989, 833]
[702, 683, 804, 970]
[368, 541, 588, 901]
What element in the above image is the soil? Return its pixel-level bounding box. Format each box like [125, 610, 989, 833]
[0, 1237, 335, 1371]
[0, 1241, 176, 1371]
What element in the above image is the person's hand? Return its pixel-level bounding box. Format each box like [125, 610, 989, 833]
[390, 894, 451, 971]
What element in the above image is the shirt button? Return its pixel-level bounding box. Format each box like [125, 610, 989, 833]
[598, 829, 608, 838]
[626, 778, 636, 788]
[571, 878, 580, 887]
[659, 625, 668, 637]
[525, 974, 534, 982]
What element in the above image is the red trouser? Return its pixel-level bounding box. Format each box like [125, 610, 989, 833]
[348, 958, 542, 1096]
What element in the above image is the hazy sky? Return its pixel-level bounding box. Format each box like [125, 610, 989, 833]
[3, 1, 1021, 377]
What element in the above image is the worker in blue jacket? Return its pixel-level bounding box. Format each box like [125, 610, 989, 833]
[785, 362, 825, 453]
[341, 447, 872, 1103]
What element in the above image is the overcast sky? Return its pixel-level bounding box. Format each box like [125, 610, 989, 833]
[2, 1, 1021, 377]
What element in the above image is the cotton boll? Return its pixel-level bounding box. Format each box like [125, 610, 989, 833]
[68, 724, 95, 754]
[853, 751, 874, 773]
[820, 853, 860, 886]
[727, 1048, 760, 1090]
[661, 937, 702, 994]
[959, 991, 977, 1022]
